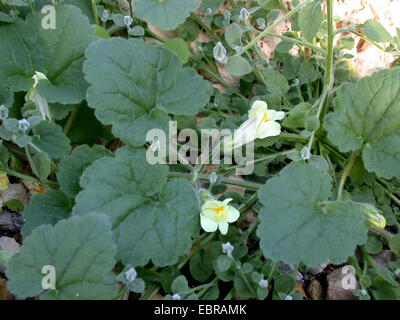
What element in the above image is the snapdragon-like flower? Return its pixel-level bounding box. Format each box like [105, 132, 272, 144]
[224, 100, 285, 150]
[25, 71, 51, 121]
[200, 198, 240, 235]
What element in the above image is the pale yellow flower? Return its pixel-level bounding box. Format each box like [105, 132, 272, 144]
[223, 100, 285, 150]
[200, 198, 240, 235]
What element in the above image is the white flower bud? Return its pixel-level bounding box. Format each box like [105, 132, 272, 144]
[213, 42, 228, 64]
[124, 15, 133, 27]
[239, 8, 250, 21]
[125, 267, 137, 282]
[18, 119, 30, 132]
[209, 172, 217, 184]
[0, 105, 8, 121]
[258, 279, 269, 288]
[101, 10, 110, 23]
[285, 295, 293, 300]
[360, 289, 367, 296]
[207, 8, 212, 15]
[172, 293, 182, 300]
[222, 242, 234, 258]
[301, 146, 311, 160]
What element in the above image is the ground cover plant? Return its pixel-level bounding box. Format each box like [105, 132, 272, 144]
[0, 0, 400, 300]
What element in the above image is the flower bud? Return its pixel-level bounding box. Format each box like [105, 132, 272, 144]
[0, 105, 8, 121]
[258, 279, 268, 288]
[222, 242, 234, 258]
[18, 119, 30, 132]
[101, 9, 110, 23]
[124, 15, 133, 27]
[239, 8, 250, 21]
[213, 42, 228, 64]
[125, 267, 137, 282]
[362, 204, 386, 229]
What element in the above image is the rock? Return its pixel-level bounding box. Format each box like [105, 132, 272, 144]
[0, 237, 20, 273]
[308, 260, 331, 275]
[326, 266, 360, 300]
[0, 237, 20, 255]
[278, 262, 304, 282]
[295, 282, 306, 297]
[0, 211, 24, 235]
[371, 250, 395, 268]
[0, 183, 28, 206]
[307, 279, 324, 300]
[0, 278, 13, 300]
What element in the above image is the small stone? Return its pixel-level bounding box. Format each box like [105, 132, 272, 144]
[0, 237, 20, 255]
[326, 266, 360, 300]
[371, 250, 395, 268]
[0, 278, 13, 300]
[308, 260, 331, 275]
[0, 183, 28, 206]
[307, 279, 324, 300]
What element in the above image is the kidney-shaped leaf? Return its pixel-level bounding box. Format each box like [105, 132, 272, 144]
[83, 38, 210, 146]
[326, 68, 400, 179]
[73, 147, 199, 267]
[7, 214, 118, 300]
[0, 5, 97, 104]
[256, 163, 367, 266]
[135, 0, 200, 31]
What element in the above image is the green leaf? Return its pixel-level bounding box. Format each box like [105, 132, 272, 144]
[283, 102, 312, 129]
[234, 272, 253, 298]
[165, 38, 190, 63]
[73, 147, 199, 267]
[298, 60, 319, 84]
[325, 68, 400, 179]
[189, 249, 214, 282]
[57, 144, 112, 198]
[389, 233, 400, 256]
[171, 275, 189, 293]
[201, 0, 224, 11]
[216, 255, 232, 272]
[7, 214, 118, 299]
[364, 236, 382, 255]
[0, 6, 97, 104]
[83, 38, 210, 146]
[31, 121, 71, 159]
[32, 152, 51, 180]
[21, 190, 73, 237]
[0, 86, 14, 109]
[256, 163, 368, 266]
[225, 24, 243, 49]
[359, 19, 392, 42]
[226, 55, 252, 77]
[135, 0, 200, 31]
[1, 0, 27, 6]
[178, 19, 200, 42]
[263, 68, 290, 96]
[4, 199, 24, 212]
[298, 0, 323, 42]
